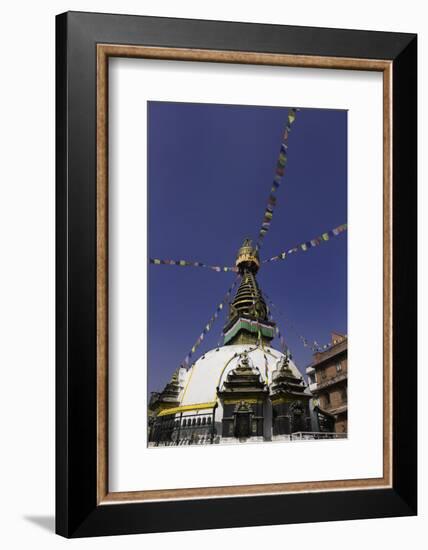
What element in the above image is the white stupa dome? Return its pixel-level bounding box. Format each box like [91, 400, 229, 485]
[178, 344, 308, 408]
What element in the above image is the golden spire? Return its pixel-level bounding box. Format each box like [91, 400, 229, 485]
[235, 238, 260, 274]
[228, 239, 268, 324]
[223, 239, 274, 346]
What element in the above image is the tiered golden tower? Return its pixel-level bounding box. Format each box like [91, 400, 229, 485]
[223, 239, 275, 346]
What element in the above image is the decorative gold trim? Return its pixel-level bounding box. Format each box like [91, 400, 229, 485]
[270, 397, 294, 406]
[98, 44, 390, 71]
[223, 398, 261, 405]
[97, 45, 108, 504]
[158, 402, 217, 417]
[96, 44, 393, 504]
[383, 62, 393, 488]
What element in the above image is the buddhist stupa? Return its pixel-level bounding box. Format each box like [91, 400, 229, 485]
[148, 239, 313, 446]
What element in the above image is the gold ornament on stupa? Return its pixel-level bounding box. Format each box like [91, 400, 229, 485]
[235, 238, 260, 273]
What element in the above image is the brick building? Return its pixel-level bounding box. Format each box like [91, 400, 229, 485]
[306, 332, 347, 434]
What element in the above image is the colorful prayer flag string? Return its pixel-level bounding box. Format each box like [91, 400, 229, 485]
[181, 276, 240, 368]
[263, 292, 333, 353]
[268, 310, 291, 356]
[256, 107, 298, 248]
[149, 258, 238, 273]
[263, 223, 347, 264]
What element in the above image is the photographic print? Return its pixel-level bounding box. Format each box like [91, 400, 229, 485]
[147, 101, 347, 447]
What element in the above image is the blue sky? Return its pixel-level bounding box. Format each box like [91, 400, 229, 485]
[148, 101, 347, 393]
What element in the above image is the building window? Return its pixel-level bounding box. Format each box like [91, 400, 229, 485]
[336, 362, 342, 372]
[321, 370, 327, 380]
[341, 388, 347, 402]
[324, 393, 331, 406]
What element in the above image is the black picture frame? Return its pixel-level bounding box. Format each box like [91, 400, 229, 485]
[56, 11, 417, 538]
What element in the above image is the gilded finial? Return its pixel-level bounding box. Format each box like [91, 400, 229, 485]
[235, 238, 260, 273]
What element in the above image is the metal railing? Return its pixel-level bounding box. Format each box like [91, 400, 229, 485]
[291, 431, 347, 440]
[149, 410, 217, 446]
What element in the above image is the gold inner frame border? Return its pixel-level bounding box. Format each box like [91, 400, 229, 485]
[96, 44, 392, 504]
